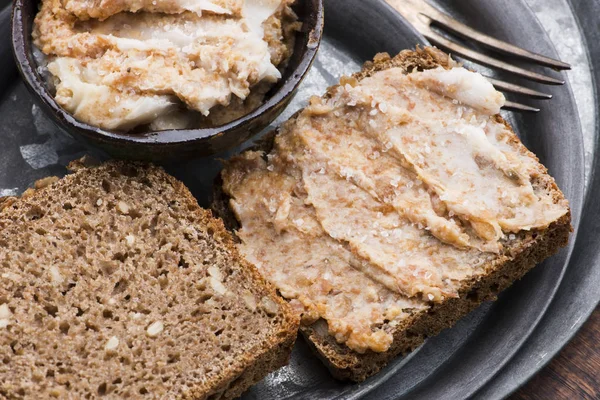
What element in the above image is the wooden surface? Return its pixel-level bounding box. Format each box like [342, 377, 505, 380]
[510, 307, 600, 400]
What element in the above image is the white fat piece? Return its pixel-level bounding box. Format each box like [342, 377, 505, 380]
[242, 0, 283, 82]
[412, 67, 505, 115]
[244, 0, 282, 36]
[174, 0, 232, 15]
[48, 58, 176, 131]
[89, 16, 209, 51]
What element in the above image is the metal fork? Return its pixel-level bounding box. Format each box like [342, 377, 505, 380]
[387, 0, 571, 112]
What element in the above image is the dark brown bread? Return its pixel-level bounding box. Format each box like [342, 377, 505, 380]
[212, 46, 572, 382]
[0, 160, 299, 399]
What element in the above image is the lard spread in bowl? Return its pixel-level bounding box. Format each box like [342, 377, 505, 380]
[32, 0, 300, 131]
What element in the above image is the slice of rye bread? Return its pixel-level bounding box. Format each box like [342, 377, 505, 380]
[212, 46, 572, 382]
[0, 159, 299, 399]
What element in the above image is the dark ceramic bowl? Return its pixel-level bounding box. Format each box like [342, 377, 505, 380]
[11, 0, 323, 161]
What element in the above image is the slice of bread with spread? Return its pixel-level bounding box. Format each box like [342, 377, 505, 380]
[0, 159, 299, 399]
[214, 46, 572, 382]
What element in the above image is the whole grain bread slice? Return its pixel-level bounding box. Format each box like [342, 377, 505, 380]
[0, 159, 299, 399]
[212, 46, 572, 382]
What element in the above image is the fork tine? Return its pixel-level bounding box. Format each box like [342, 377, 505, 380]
[424, 10, 571, 70]
[503, 101, 540, 113]
[486, 77, 552, 99]
[424, 31, 565, 85]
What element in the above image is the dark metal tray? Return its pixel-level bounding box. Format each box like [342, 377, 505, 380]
[1, 0, 595, 399]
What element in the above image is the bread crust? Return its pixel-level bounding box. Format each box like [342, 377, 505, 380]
[212, 46, 572, 382]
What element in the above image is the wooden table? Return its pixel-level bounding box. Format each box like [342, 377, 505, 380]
[510, 308, 600, 399]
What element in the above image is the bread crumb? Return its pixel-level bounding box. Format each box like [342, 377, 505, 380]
[21, 188, 36, 199]
[125, 234, 135, 246]
[116, 201, 130, 214]
[34, 176, 59, 189]
[261, 297, 279, 316]
[0, 304, 11, 319]
[1, 272, 20, 281]
[147, 321, 164, 337]
[243, 291, 257, 311]
[205, 298, 217, 307]
[105, 336, 119, 351]
[210, 276, 227, 295]
[207, 266, 224, 282]
[67, 155, 100, 171]
[208, 266, 228, 294]
[49, 266, 63, 284]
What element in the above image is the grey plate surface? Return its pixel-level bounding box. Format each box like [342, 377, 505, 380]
[474, 0, 600, 398]
[0, 0, 591, 399]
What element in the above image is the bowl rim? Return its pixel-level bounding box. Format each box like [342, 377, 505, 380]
[10, 0, 324, 147]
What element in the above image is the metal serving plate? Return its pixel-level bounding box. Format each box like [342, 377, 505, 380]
[475, 0, 600, 397]
[0, 0, 589, 399]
